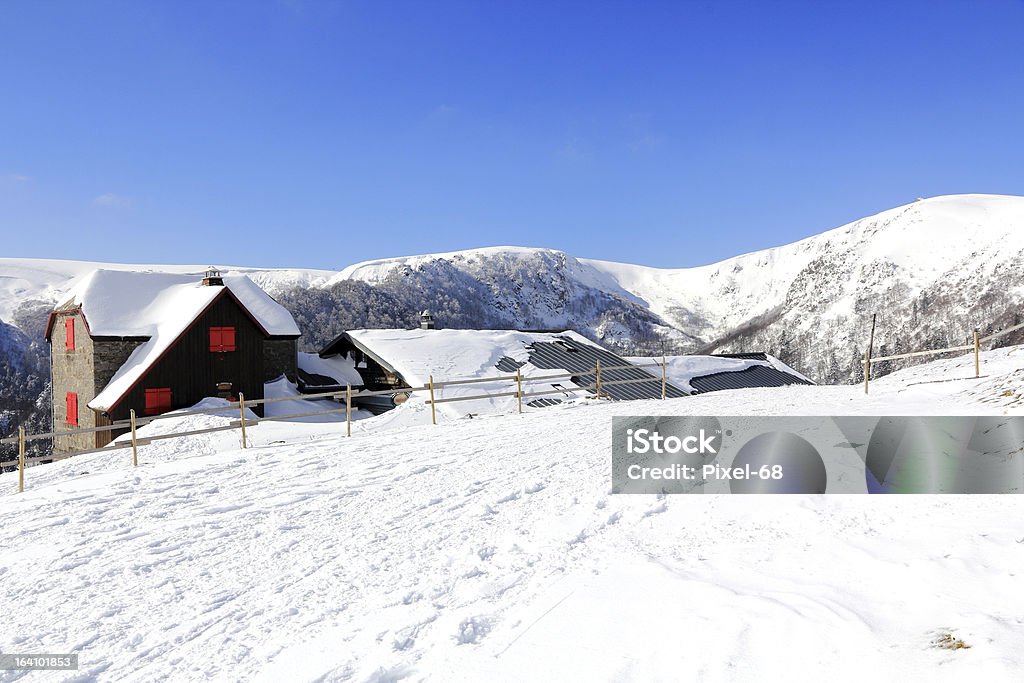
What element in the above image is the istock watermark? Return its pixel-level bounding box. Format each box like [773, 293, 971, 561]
[611, 416, 1024, 494]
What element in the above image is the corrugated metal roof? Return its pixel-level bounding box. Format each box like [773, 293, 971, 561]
[495, 356, 526, 373]
[526, 336, 688, 401]
[711, 352, 769, 361]
[688, 364, 812, 394]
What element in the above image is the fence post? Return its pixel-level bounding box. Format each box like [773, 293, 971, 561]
[974, 328, 980, 378]
[661, 355, 667, 400]
[428, 375, 437, 425]
[239, 393, 248, 448]
[346, 384, 352, 437]
[130, 409, 139, 467]
[516, 367, 523, 414]
[596, 361, 602, 399]
[864, 313, 877, 395]
[18, 426, 25, 494]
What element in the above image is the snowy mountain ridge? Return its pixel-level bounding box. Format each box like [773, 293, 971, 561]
[3, 194, 1024, 385]
[325, 193, 1024, 382]
[333, 193, 1024, 342]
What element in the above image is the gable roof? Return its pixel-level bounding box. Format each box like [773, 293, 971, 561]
[48, 269, 300, 339]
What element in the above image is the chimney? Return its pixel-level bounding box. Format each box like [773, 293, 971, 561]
[419, 309, 436, 330]
[202, 266, 224, 287]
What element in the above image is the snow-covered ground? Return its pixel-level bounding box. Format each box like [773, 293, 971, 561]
[2, 347, 1023, 682]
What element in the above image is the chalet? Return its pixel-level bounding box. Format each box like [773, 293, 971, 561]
[46, 268, 300, 453]
[316, 322, 690, 416]
[315, 315, 811, 418]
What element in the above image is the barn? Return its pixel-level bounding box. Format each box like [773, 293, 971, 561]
[46, 268, 300, 453]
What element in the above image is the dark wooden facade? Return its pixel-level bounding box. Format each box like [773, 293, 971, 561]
[98, 292, 269, 434]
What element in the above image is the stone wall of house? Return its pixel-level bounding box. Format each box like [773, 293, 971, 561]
[50, 311, 96, 453]
[263, 339, 297, 382]
[93, 339, 145, 393]
[50, 312, 146, 453]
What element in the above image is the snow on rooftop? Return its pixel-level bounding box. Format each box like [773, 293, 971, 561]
[73, 270, 299, 412]
[341, 328, 614, 418]
[625, 354, 812, 393]
[60, 269, 299, 338]
[298, 352, 364, 388]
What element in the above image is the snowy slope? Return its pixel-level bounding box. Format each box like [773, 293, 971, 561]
[2, 346, 1024, 682]
[4, 194, 1024, 385]
[583, 193, 1024, 337]
[330, 194, 1024, 340]
[4, 194, 1023, 335]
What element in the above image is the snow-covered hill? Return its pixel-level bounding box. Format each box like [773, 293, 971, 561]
[4, 193, 1024, 387]
[582, 194, 1024, 338]
[2, 346, 1023, 681]
[329, 194, 1024, 380]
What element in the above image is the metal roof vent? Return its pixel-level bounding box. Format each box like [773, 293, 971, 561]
[202, 266, 224, 287]
[419, 309, 436, 330]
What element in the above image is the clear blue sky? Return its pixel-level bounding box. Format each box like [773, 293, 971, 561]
[2, 1, 1022, 270]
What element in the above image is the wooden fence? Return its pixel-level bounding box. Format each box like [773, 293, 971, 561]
[862, 318, 1024, 393]
[0, 360, 671, 494]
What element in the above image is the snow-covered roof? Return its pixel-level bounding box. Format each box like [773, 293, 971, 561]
[297, 352, 364, 388]
[327, 328, 666, 418]
[60, 270, 299, 412]
[56, 269, 299, 338]
[625, 354, 812, 394]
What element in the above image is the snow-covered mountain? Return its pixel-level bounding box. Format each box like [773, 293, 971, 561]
[3, 193, 1024, 394]
[324, 193, 1024, 381]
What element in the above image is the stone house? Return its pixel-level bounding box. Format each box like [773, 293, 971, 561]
[45, 268, 300, 453]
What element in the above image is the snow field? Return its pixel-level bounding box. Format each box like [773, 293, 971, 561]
[1, 347, 1023, 681]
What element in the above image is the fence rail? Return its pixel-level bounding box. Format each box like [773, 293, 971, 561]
[3, 358, 673, 492]
[6, 314, 1020, 483]
[861, 316, 1024, 393]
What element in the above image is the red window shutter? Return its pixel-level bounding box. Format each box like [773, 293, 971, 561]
[209, 326, 236, 352]
[66, 392, 78, 426]
[145, 388, 173, 415]
[65, 318, 76, 350]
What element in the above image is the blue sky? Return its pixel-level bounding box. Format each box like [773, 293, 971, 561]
[2, 1, 1022, 270]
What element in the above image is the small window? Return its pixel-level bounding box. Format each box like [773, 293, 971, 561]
[209, 326, 237, 352]
[65, 318, 76, 350]
[66, 392, 79, 426]
[145, 388, 173, 415]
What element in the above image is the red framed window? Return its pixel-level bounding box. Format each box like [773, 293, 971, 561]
[65, 317, 76, 350]
[209, 326, 237, 352]
[66, 392, 79, 426]
[145, 388, 173, 415]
